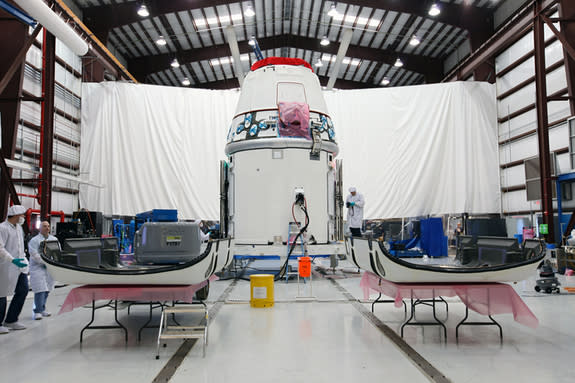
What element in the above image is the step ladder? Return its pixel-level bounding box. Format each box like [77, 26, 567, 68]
[156, 304, 208, 359]
[285, 221, 306, 282]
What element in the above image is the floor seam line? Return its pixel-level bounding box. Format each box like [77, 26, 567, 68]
[151, 279, 237, 383]
[329, 278, 452, 383]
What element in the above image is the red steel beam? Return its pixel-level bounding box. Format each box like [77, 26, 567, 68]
[40, 30, 56, 221]
[0, 18, 29, 218]
[534, 1, 555, 243]
[444, 0, 557, 82]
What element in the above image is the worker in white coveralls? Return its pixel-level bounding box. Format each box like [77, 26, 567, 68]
[28, 221, 57, 320]
[346, 187, 365, 237]
[0, 205, 30, 334]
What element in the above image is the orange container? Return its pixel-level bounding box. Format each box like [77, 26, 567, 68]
[298, 256, 311, 278]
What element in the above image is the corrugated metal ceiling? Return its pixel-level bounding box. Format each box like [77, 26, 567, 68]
[74, 0, 500, 88]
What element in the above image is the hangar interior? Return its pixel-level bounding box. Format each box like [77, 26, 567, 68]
[1, 1, 575, 382]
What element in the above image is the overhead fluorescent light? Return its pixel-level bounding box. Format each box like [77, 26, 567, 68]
[137, 4, 149, 18]
[327, 4, 338, 17]
[409, 35, 420, 46]
[244, 5, 255, 18]
[315, 59, 323, 67]
[355, 17, 368, 27]
[368, 18, 380, 28]
[332, 13, 344, 22]
[206, 17, 219, 26]
[156, 35, 167, 46]
[171, 58, 180, 68]
[428, 3, 441, 17]
[381, 77, 390, 85]
[394, 58, 403, 67]
[320, 36, 330, 46]
[182, 77, 190, 86]
[322, 54, 336, 62]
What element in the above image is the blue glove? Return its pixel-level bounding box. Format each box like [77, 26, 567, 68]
[349, 201, 355, 207]
[11, 258, 27, 268]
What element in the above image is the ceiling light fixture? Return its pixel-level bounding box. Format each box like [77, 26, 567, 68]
[320, 36, 330, 46]
[182, 77, 190, 86]
[137, 4, 149, 17]
[315, 59, 324, 67]
[156, 35, 167, 46]
[328, 3, 338, 17]
[409, 35, 420, 46]
[171, 58, 180, 68]
[428, 3, 441, 17]
[381, 77, 390, 85]
[394, 58, 403, 67]
[244, 5, 255, 18]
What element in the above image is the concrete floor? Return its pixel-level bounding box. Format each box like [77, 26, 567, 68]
[1, 259, 575, 383]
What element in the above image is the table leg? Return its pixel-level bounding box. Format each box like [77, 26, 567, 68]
[401, 290, 447, 340]
[138, 302, 155, 342]
[80, 300, 128, 344]
[371, 280, 407, 315]
[456, 288, 503, 343]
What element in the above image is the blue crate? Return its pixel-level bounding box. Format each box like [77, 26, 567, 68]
[136, 209, 178, 222]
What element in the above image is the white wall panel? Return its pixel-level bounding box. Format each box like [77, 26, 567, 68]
[548, 100, 571, 123]
[545, 40, 567, 65]
[499, 134, 538, 164]
[549, 124, 568, 151]
[547, 66, 568, 95]
[56, 39, 82, 72]
[556, 152, 571, 174]
[498, 82, 535, 118]
[498, 108, 536, 139]
[495, 32, 533, 72]
[497, 57, 534, 95]
[26, 45, 42, 68]
[22, 76, 42, 96]
[500, 165, 525, 188]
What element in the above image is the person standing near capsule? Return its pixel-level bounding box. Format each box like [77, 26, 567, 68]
[346, 187, 365, 237]
[28, 220, 57, 320]
[0, 205, 30, 334]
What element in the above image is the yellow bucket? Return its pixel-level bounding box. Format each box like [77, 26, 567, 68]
[250, 274, 274, 308]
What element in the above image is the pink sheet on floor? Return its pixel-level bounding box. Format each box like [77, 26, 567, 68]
[360, 271, 538, 328]
[59, 274, 217, 314]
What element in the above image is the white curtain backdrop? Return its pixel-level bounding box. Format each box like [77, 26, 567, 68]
[324, 81, 499, 219]
[80, 82, 239, 219]
[80, 81, 499, 220]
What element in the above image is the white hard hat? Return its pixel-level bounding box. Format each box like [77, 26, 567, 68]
[349, 187, 357, 193]
[7, 205, 27, 217]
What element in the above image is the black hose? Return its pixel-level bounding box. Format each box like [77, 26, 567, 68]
[275, 202, 309, 281]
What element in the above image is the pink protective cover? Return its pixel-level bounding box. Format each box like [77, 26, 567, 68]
[278, 102, 310, 139]
[59, 274, 217, 314]
[360, 271, 538, 328]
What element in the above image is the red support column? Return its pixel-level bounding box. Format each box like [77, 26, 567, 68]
[534, 1, 556, 243]
[40, 30, 56, 221]
[0, 19, 28, 218]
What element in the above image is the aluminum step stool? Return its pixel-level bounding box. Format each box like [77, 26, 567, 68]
[156, 304, 208, 359]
